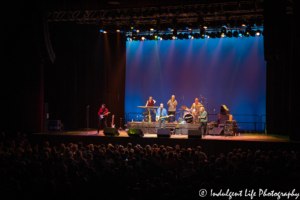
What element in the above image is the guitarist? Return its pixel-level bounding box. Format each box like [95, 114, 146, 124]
[156, 103, 168, 129]
[98, 104, 109, 133]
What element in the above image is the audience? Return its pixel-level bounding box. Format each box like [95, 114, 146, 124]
[0, 132, 299, 200]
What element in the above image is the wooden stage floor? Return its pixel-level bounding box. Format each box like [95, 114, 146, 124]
[32, 130, 298, 157]
[34, 130, 290, 143]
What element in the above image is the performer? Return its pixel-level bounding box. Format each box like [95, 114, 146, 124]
[189, 98, 203, 124]
[167, 95, 177, 122]
[145, 96, 156, 117]
[198, 107, 208, 135]
[156, 103, 168, 129]
[97, 104, 109, 133]
[145, 96, 156, 106]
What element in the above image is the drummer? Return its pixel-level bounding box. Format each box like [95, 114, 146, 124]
[189, 98, 203, 124]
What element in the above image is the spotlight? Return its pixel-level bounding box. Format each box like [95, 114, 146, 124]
[200, 33, 205, 39]
[126, 37, 131, 41]
[172, 35, 176, 40]
[136, 30, 140, 33]
[188, 28, 192, 31]
[160, 37, 163, 40]
[100, 30, 104, 33]
[171, 29, 174, 32]
[116, 30, 120, 32]
[191, 36, 194, 39]
[203, 25, 208, 29]
[221, 33, 225, 38]
[238, 31, 244, 37]
[245, 27, 250, 37]
[103, 31, 107, 33]
[150, 28, 154, 31]
[256, 30, 262, 36]
[141, 36, 145, 41]
[206, 33, 211, 38]
[188, 34, 192, 39]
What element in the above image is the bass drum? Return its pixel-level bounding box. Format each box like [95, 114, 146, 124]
[184, 113, 193, 123]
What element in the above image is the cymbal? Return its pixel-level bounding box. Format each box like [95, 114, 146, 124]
[181, 105, 188, 111]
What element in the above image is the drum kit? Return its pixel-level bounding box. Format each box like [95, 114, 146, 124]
[179, 105, 203, 124]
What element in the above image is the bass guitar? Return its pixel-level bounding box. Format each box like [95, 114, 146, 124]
[156, 115, 174, 121]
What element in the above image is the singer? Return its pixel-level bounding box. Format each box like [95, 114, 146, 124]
[167, 95, 177, 122]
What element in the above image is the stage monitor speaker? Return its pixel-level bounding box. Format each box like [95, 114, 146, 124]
[157, 129, 171, 138]
[103, 128, 120, 136]
[188, 130, 202, 139]
[127, 128, 144, 137]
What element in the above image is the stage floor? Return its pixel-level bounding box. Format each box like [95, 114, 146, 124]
[34, 129, 290, 143]
[32, 130, 298, 157]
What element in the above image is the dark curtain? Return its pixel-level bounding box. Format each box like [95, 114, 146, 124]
[0, 0, 44, 134]
[264, 0, 299, 139]
[44, 23, 126, 130]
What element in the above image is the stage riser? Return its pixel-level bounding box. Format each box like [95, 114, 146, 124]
[127, 122, 199, 135]
[32, 134, 300, 158]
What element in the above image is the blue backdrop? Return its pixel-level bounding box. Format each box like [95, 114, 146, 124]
[125, 37, 266, 130]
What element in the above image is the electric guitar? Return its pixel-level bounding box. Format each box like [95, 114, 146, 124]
[111, 115, 115, 128]
[156, 115, 174, 121]
[99, 112, 110, 119]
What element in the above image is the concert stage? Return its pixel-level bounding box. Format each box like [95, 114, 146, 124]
[32, 130, 299, 157]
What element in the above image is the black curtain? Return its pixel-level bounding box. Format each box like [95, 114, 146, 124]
[264, 0, 299, 139]
[44, 23, 126, 130]
[0, 0, 44, 134]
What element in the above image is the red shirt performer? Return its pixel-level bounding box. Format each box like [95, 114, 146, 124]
[98, 104, 109, 133]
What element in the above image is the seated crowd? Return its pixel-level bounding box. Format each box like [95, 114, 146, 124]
[0, 131, 300, 200]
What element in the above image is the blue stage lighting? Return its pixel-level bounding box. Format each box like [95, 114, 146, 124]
[100, 30, 103, 33]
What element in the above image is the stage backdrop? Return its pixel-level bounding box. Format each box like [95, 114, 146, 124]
[125, 37, 266, 131]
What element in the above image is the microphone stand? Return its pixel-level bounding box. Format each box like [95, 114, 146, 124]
[179, 95, 184, 119]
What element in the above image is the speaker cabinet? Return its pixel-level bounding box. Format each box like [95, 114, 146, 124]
[127, 128, 144, 137]
[103, 128, 120, 136]
[157, 129, 171, 138]
[188, 130, 202, 139]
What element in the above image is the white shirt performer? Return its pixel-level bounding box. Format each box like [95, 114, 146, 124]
[167, 95, 177, 122]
